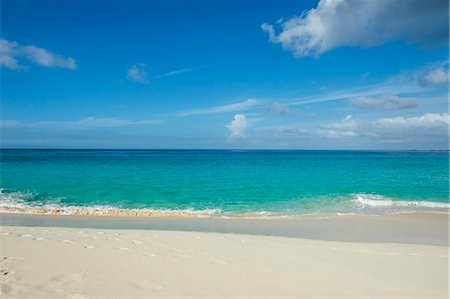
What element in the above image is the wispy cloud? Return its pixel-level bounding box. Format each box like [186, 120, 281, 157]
[284, 82, 422, 107]
[262, 0, 448, 57]
[0, 38, 77, 70]
[176, 98, 263, 116]
[270, 102, 290, 114]
[350, 95, 418, 110]
[155, 68, 196, 78]
[127, 63, 149, 84]
[280, 61, 448, 109]
[0, 117, 164, 128]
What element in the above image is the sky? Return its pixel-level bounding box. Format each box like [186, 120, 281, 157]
[1, 0, 449, 149]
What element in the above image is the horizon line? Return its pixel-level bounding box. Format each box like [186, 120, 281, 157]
[1, 148, 449, 152]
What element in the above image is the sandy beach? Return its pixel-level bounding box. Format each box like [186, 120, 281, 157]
[0, 213, 448, 298]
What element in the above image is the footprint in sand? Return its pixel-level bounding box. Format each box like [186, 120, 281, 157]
[134, 279, 164, 290]
[384, 252, 400, 256]
[3, 257, 24, 261]
[119, 247, 130, 251]
[83, 245, 97, 249]
[62, 240, 74, 243]
[34, 237, 46, 241]
[410, 253, 425, 257]
[171, 248, 185, 253]
[214, 259, 229, 265]
[20, 234, 33, 238]
[132, 240, 143, 244]
[144, 253, 157, 258]
[1, 232, 10, 236]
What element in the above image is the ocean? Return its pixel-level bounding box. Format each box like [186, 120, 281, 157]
[0, 149, 448, 217]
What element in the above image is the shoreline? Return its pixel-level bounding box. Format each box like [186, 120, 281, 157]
[1, 212, 448, 246]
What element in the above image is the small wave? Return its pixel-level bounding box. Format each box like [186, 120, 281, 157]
[352, 193, 450, 210]
[0, 188, 448, 218]
[0, 189, 222, 218]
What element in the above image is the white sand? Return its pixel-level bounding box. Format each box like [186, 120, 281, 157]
[0, 224, 448, 298]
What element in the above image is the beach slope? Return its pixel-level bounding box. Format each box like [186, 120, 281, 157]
[0, 216, 448, 298]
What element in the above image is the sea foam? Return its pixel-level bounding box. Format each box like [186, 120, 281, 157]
[352, 193, 450, 211]
[0, 188, 448, 218]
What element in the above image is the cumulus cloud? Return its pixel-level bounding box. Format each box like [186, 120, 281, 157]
[0, 38, 77, 70]
[127, 64, 149, 84]
[262, 0, 448, 57]
[350, 95, 418, 110]
[227, 114, 250, 139]
[270, 102, 290, 114]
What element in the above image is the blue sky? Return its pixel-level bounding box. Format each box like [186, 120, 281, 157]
[1, 0, 449, 149]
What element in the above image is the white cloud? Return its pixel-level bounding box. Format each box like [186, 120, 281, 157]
[270, 102, 290, 114]
[320, 115, 360, 138]
[373, 113, 450, 129]
[227, 114, 250, 139]
[350, 95, 418, 110]
[127, 64, 149, 84]
[177, 99, 262, 116]
[422, 67, 449, 87]
[320, 113, 450, 140]
[157, 68, 194, 78]
[262, 0, 448, 57]
[0, 38, 77, 70]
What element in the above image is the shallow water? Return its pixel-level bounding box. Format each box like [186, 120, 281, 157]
[1, 149, 448, 216]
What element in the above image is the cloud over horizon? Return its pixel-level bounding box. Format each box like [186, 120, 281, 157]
[262, 0, 449, 57]
[227, 114, 250, 139]
[319, 113, 450, 142]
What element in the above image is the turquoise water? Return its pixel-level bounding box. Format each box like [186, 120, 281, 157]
[0, 149, 449, 217]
